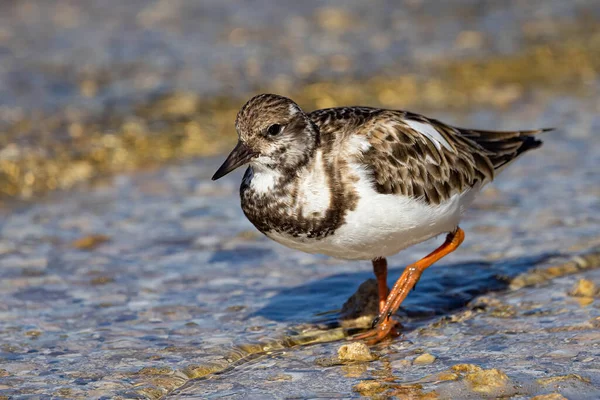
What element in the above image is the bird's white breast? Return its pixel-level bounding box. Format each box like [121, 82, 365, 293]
[266, 162, 479, 260]
[293, 150, 330, 218]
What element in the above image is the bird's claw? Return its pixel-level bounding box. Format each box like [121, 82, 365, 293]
[370, 315, 381, 328]
[351, 317, 402, 345]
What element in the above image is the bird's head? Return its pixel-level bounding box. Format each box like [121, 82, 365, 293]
[211, 94, 319, 180]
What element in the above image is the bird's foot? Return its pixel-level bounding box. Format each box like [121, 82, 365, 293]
[351, 317, 402, 345]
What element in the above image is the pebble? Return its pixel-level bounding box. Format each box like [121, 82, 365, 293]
[531, 394, 568, 400]
[464, 368, 510, 395]
[413, 353, 437, 365]
[537, 374, 590, 385]
[337, 342, 376, 362]
[266, 373, 293, 382]
[71, 234, 110, 250]
[568, 278, 598, 298]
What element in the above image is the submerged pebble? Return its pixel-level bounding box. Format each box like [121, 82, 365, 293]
[537, 374, 591, 385]
[137, 367, 173, 376]
[531, 394, 568, 400]
[266, 373, 293, 382]
[413, 353, 437, 365]
[568, 279, 598, 298]
[353, 381, 434, 398]
[464, 368, 510, 395]
[71, 234, 110, 250]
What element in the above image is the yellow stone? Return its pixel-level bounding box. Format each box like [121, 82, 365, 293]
[338, 342, 376, 362]
[569, 279, 597, 297]
[71, 234, 110, 250]
[465, 369, 510, 394]
[413, 353, 437, 365]
[531, 394, 568, 400]
[537, 374, 590, 385]
[437, 372, 460, 381]
[451, 364, 483, 374]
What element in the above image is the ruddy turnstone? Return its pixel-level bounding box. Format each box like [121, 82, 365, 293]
[212, 93, 550, 343]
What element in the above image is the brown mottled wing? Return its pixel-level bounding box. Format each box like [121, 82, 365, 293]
[355, 111, 547, 205]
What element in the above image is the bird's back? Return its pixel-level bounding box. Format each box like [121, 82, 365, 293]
[308, 106, 547, 206]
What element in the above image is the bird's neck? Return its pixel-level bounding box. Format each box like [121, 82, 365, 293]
[244, 145, 324, 196]
[242, 165, 284, 194]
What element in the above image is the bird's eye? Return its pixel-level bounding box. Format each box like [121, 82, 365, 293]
[267, 124, 283, 136]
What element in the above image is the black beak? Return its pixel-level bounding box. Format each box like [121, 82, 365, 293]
[211, 141, 256, 181]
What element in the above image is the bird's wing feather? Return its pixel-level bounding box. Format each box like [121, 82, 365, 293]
[357, 111, 495, 204]
[309, 108, 547, 205]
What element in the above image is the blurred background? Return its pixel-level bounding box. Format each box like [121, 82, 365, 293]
[1, 1, 600, 399]
[0, 0, 598, 200]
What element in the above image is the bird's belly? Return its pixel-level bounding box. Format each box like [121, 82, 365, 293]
[266, 188, 475, 261]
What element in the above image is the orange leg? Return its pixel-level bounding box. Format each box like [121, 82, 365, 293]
[373, 258, 389, 312]
[354, 227, 465, 344]
[372, 258, 402, 339]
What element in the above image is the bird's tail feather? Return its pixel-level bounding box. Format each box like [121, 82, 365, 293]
[458, 127, 552, 171]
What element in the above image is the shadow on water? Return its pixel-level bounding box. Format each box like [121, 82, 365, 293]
[253, 253, 557, 327]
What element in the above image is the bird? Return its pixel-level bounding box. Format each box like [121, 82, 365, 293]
[211, 93, 550, 344]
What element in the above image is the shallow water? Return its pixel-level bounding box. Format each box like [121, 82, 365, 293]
[1, 1, 600, 399]
[1, 97, 599, 397]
